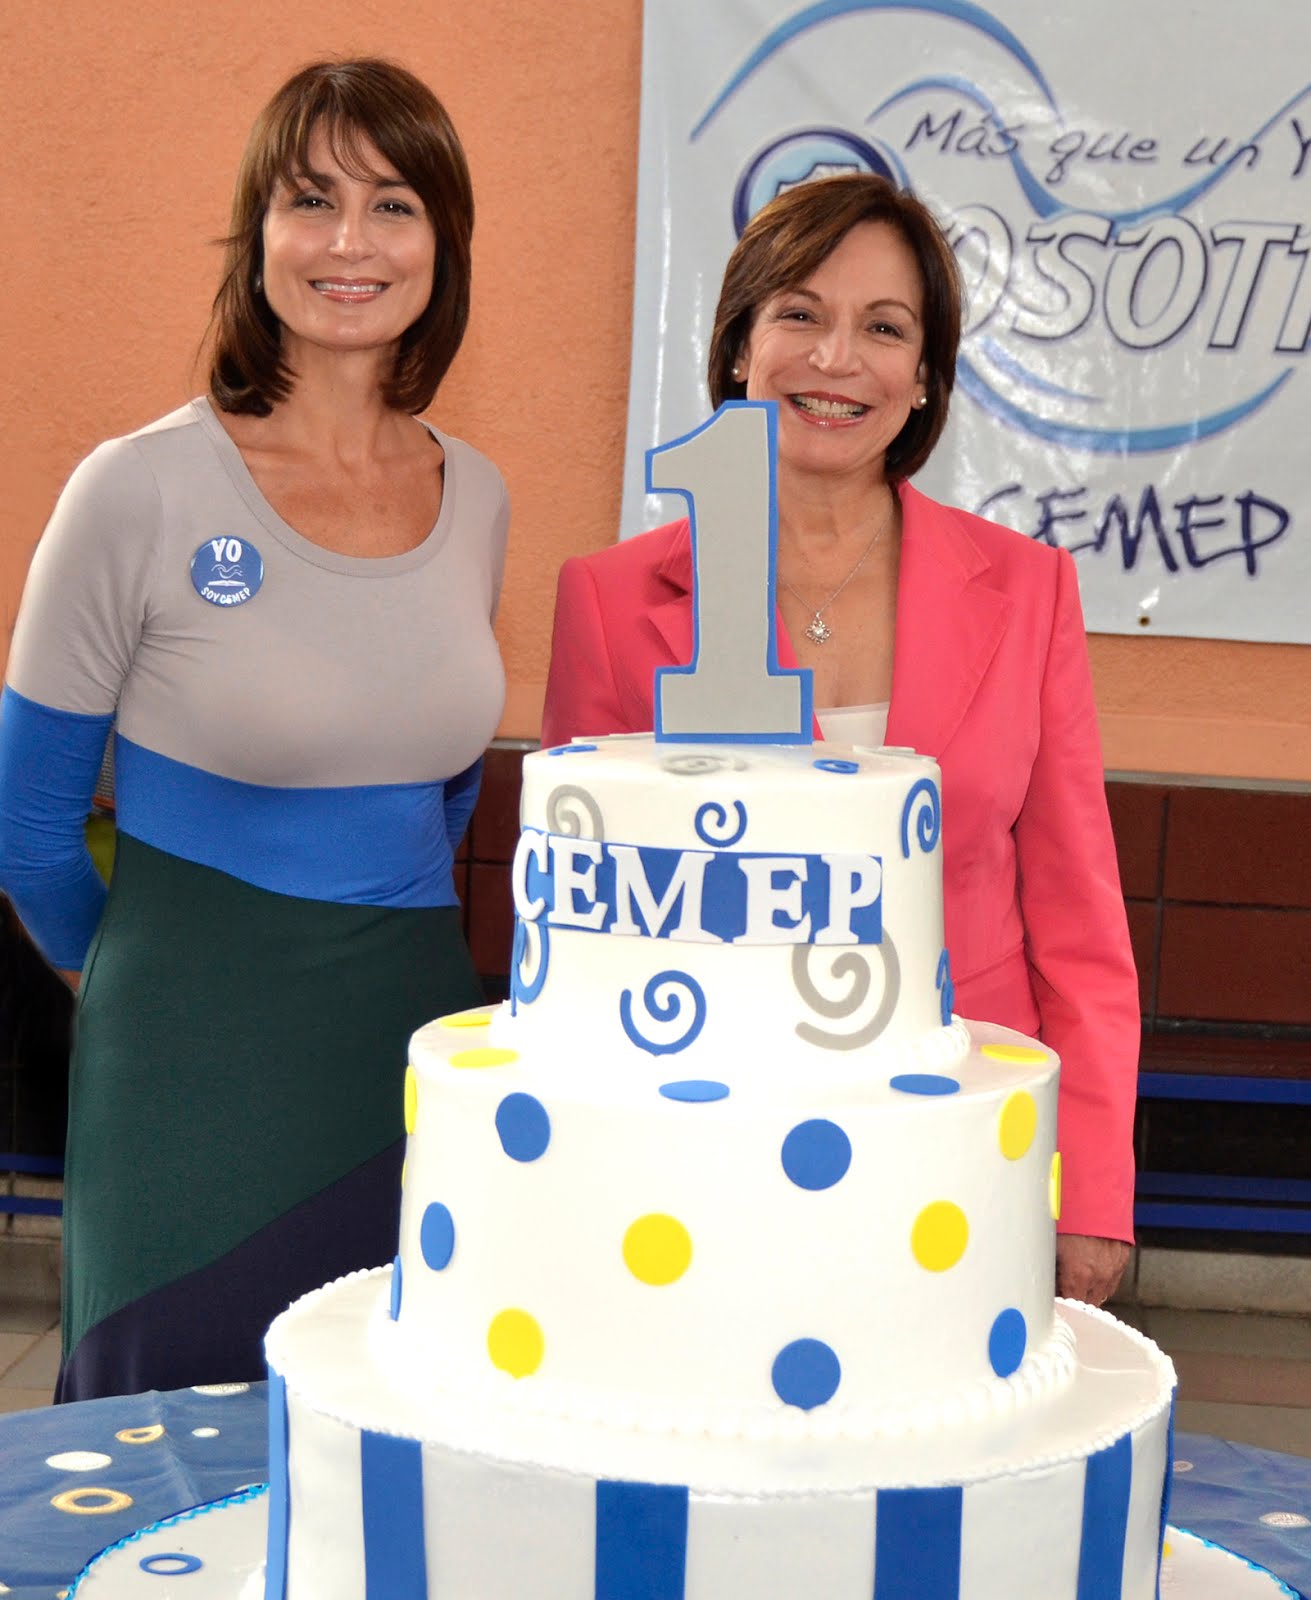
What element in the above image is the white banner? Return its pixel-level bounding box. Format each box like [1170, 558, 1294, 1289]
[625, 0, 1311, 643]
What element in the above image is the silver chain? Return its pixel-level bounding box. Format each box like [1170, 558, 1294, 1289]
[776, 497, 896, 644]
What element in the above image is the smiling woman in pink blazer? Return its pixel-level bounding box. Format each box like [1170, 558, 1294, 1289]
[542, 174, 1139, 1307]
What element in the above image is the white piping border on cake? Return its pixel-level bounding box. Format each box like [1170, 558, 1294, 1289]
[267, 1269, 1178, 1498]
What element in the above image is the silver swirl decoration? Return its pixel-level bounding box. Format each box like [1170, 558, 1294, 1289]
[661, 754, 749, 777]
[544, 784, 605, 839]
[791, 934, 901, 1051]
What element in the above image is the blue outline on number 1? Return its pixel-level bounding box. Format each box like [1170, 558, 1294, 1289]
[648, 401, 813, 745]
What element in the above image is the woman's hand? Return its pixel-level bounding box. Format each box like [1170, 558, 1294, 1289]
[1057, 1234, 1132, 1307]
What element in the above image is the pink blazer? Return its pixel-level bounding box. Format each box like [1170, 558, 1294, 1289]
[542, 480, 1140, 1243]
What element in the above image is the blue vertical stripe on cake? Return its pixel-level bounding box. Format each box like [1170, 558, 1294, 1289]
[264, 1368, 290, 1600]
[1157, 1394, 1177, 1600]
[1077, 1431, 1133, 1599]
[595, 1480, 689, 1599]
[872, 1485, 962, 1599]
[360, 1430, 427, 1598]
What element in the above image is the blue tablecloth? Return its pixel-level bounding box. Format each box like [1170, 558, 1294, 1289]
[1, 1384, 1308, 1598]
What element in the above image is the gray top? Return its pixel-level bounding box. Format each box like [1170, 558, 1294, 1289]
[8, 398, 508, 787]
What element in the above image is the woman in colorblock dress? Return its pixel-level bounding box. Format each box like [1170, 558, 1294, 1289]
[0, 59, 507, 1398]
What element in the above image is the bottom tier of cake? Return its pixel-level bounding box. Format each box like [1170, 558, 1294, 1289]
[263, 1268, 1177, 1600]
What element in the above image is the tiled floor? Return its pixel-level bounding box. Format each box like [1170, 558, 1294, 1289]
[2, 1241, 1308, 1457]
[0, 1239, 62, 1414]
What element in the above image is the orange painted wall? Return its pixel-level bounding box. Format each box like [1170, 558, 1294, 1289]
[4, 1, 1308, 781]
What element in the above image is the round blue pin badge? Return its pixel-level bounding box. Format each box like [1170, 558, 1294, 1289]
[190, 536, 264, 607]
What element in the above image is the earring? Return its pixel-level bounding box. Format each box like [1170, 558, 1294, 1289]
[732, 365, 744, 381]
[253, 270, 263, 296]
[913, 394, 927, 409]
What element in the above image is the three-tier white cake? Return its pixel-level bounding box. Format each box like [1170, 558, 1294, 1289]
[261, 735, 1177, 1599]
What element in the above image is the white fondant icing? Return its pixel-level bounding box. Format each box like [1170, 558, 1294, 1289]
[513, 740, 948, 1061]
[249, 736, 1182, 1599]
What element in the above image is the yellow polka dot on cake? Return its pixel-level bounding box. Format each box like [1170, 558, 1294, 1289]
[981, 1043, 1047, 1066]
[911, 1201, 969, 1271]
[404, 1065, 418, 1136]
[487, 1309, 544, 1377]
[450, 1047, 520, 1070]
[1050, 1151, 1063, 1220]
[998, 1091, 1038, 1160]
[623, 1214, 693, 1285]
[439, 1008, 492, 1029]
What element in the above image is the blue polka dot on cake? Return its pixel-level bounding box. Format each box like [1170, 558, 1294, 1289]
[989, 1307, 1028, 1377]
[890, 1074, 960, 1096]
[659, 1080, 730, 1103]
[772, 1338, 841, 1409]
[781, 1119, 852, 1190]
[496, 1093, 551, 1162]
[420, 1202, 456, 1271]
[389, 1255, 403, 1320]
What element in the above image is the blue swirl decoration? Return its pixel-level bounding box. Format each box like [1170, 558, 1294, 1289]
[510, 917, 550, 1014]
[900, 777, 941, 858]
[936, 948, 956, 1026]
[814, 758, 860, 775]
[694, 799, 748, 847]
[619, 971, 708, 1057]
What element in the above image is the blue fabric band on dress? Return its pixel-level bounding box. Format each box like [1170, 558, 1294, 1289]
[874, 1485, 962, 1598]
[595, 1480, 689, 1599]
[1078, 1432, 1133, 1599]
[114, 735, 462, 908]
[360, 1430, 427, 1598]
[0, 685, 111, 968]
[264, 1369, 290, 1600]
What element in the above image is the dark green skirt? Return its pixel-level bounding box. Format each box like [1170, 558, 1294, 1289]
[57, 833, 483, 1400]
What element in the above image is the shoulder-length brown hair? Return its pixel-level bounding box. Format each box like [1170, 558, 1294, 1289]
[209, 58, 473, 416]
[707, 174, 962, 480]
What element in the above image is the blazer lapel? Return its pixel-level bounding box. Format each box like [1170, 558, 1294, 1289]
[886, 483, 1011, 760]
[649, 524, 696, 670]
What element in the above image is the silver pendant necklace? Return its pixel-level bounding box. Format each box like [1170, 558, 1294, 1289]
[778, 496, 896, 645]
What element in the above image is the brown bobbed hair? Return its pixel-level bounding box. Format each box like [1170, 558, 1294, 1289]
[209, 58, 473, 416]
[707, 174, 963, 481]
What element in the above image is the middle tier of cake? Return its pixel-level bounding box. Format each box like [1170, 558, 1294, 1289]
[388, 1008, 1066, 1439]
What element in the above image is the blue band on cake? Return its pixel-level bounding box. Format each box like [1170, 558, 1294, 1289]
[1158, 1395, 1177, 1600]
[514, 828, 884, 946]
[595, 1480, 689, 1599]
[360, 1430, 427, 1598]
[1077, 1432, 1133, 1599]
[265, 1369, 290, 1600]
[874, 1485, 964, 1598]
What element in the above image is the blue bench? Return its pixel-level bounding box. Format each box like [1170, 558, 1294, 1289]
[0, 1152, 63, 1217]
[1133, 1036, 1310, 1236]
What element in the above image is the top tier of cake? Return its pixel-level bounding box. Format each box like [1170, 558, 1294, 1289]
[510, 736, 960, 1079]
